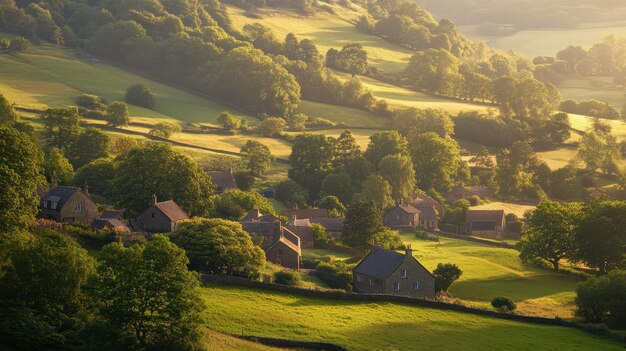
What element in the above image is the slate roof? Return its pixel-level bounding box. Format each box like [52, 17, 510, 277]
[466, 209, 505, 223]
[154, 200, 189, 222]
[208, 170, 237, 191]
[311, 217, 344, 232]
[353, 247, 406, 280]
[41, 186, 81, 210]
[91, 218, 129, 231]
[281, 208, 328, 220]
[240, 221, 281, 237]
[288, 218, 312, 227]
[101, 209, 124, 220]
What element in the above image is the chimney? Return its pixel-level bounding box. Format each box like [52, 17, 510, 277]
[372, 240, 381, 250]
[84, 181, 89, 196]
[152, 194, 158, 205]
[405, 244, 413, 257]
[290, 214, 297, 225]
[51, 171, 58, 188]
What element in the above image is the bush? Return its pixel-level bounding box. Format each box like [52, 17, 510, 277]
[76, 94, 106, 110]
[506, 221, 524, 234]
[233, 171, 255, 191]
[491, 296, 517, 312]
[275, 180, 308, 207]
[315, 262, 352, 290]
[433, 263, 463, 292]
[273, 271, 302, 286]
[576, 270, 626, 328]
[124, 83, 156, 109]
[468, 195, 481, 206]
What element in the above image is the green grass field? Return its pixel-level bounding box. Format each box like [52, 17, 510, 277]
[0, 43, 254, 124]
[557, 76, 626, 110]
[205, 329, 292, 351]
[202, 284, 623, 351]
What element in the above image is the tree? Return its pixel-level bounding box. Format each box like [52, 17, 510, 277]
[169, 218, 265, 279]
[577, 130, 620, 174]
[404, 48, 461, 95]
[0, 230, 96, 350]
[105, 101, 130, 128]
[0, 126, 44, 232]
[556, 46, 588, 74]
[87, 236, 204, 350]
[44, 147, 74, 185]
[288, 134, 335, 199]
[212, 189, 275, 220]
[341, 201, 386, 251]
[258, 117, 287, 137]
[321, 172, 353, 204]
[354, 174, 394, 210]
[392, 108, 454, 140]
[470, 146, 494, 168]
[364, 130, 408, 168]
[378, 154, 416, 201]
[110, 143, 215, 216]
[124, 83, 155, 109]
[67, 128, 110, 168]
[275, 180, 308, 208]
[0, 94, 18, 125]
[410, 132, 467, 192]
[73, 158, 115, 196]
[76, 94, 105, 110]
[318, 195, 346, 216]
[333, 130, 361, 169]
[40, 107, 82, 151]
[519, 201, 584, 271]
[494, 141, 541, 196]
[491, 297, 517, 312]
[217, 111, 242, 133]
[8, 36, 30, 52]
[575, 200, 626, 273]
[240, 140, 274, 176]
[576, 270, 626, 328]
[333, 43, 368, 76]
[433, 263, 463, 292]
[148, 121, 181, 139]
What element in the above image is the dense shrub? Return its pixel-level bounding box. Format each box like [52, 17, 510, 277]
[124, 83, 155, 109]
[315, 261, 352, 290]
[491, 296, 517, 312]
[433, 263, 463, 292]
[273, 271, 302, 286]
[275, 180, 308, 207]
[76, 94, 106, 110]
[576, 270, 626, 328]
[506, 221, 524, 234]
[454, 111, 528, 148]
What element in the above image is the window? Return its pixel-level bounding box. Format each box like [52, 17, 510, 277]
[151, 212, 155, 218]
[393, 282, 400, 290]
[356, 274, 361, 283]
[413, 282, 419, 290]
[369, 277, 374, 286]
[400, 269, 407, 279]
[74, 203, 83, 212]
[50, 201, 58, 210]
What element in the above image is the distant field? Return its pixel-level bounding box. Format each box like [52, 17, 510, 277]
[460, 23, 626, 57]
[557, 76, 626, 109]
[472, 201, 536, 218]
[0, 43, 254, 124]
[296, 100, 389, 129]
[285, 128, 377, 150]
[202, 284, 623, 351]
[226, 5, 414, 74]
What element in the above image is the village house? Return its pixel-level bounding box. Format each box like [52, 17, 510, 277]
[240, 209, 301, 270]
[465, 209, 506, 239]
[285, 215, 315, 249]
[38, 177, 99, 225]
[135, 195, 189, 233]
[310, 217, 344, 239]
[412, 194, 443, 230]
[353, 244, 435, 299]
[207, 167, 237, 194]
[281, 207, 328, 220]
[384, 204, 421, 231]
[91, 218, 130, 233]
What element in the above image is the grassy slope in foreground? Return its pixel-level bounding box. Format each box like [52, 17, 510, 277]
[203, 284, 623, 351]
[0, 43, 254, 124]
[205, 329, 295, 351]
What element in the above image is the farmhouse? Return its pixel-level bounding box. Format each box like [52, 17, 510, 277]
[207, 168, 237, 194]
[310, 217, 344, 239]
[384, 204, 421, 231]
[285, 215, 315, 249]
[465, 209, 506, 239]
[38, 178, 99, 225]
[135, 195, 189, 233]
[353, 244, 435, 299]
[240, 209, 302, 270]
[412, 195, 442, 230]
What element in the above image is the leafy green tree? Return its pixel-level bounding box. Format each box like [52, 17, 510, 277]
[341, 201, 386, 251]
[319, 195, 346, 216]
[392, 108, 454, 140]
[258, 117, 287, 137]
[44, 147, 74, 185]
[364, 130, 408, 168]
[576, 270, 626, 328]
[285, 113, 307, 131]
[333, 130, 361, 169]
[217, 111, 242, 133]
[433, 263, 463, 292]
[111, 143, 215, 216]
[170, 218, 265, 278]
[40, 107, 82, 151]
[9, 36, 30, 52]
[556, 45, 588, 74]
[494, 141, 541, 196]
[575, 200, 626, 273]
[0, 94, 18, 125]
[288, 134, 335, 199]
[0, 126, 44, 232]
[212, 189, 275, 220]
[577, 130, 620, 174]
[233, 171, 255, 191]
[491, 297, 517, 312]
[405, 48, 461, 95]
[68, 127, 110, 168]
[410, 132, 467, 192]
[73, 158, 116, 196]
[332, 43, 368, 76]
[87, 236, 204, 350]
[547, 166, 582, 199]
[320, 172, 353, 204]
[275, 179, 308, 208]
[124, 83, 155, 109]
[470, 146, 494, 168]
[353, 174, 394, 210]
[240, 140, 274, 176]
[378, 154, 416, 201]
[148, 121, 181, 139]
[519, 201, 584, 271]
[105, 101, 130, 128]
[76, 94, 106, 110]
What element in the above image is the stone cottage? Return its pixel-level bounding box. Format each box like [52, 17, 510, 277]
[384, 204, 421, 231]
[208, 167, 237, 194]
[465, 209, 506, 239]
[135, 195, 189, 233]
[38, 177, 99, 225]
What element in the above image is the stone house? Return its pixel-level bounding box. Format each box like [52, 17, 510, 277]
[265, 234, 301, 270]
[281, 208, 328, 220]
[311, 217, 344, 239]
[413, 195, 442, 230]
[135, 195, 189, 233]
[384, 204, 421, 231]
[39, 180, 99, 225]
[285, 216, 315, 249]
[91, 218, 130, 233]
[353, 244, 435, 299]
[208, 168, 237, 194]
[465, 209, 506, 239]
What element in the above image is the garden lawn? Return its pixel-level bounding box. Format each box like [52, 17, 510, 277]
[202, 284, 624, 351]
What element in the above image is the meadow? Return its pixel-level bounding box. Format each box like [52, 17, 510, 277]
[557, 76, 626, 110]
[205, 329, 291, 351]
[202, 284, 624, 351]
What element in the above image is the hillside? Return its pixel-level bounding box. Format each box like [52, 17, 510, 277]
[203, 284, 624, 351]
